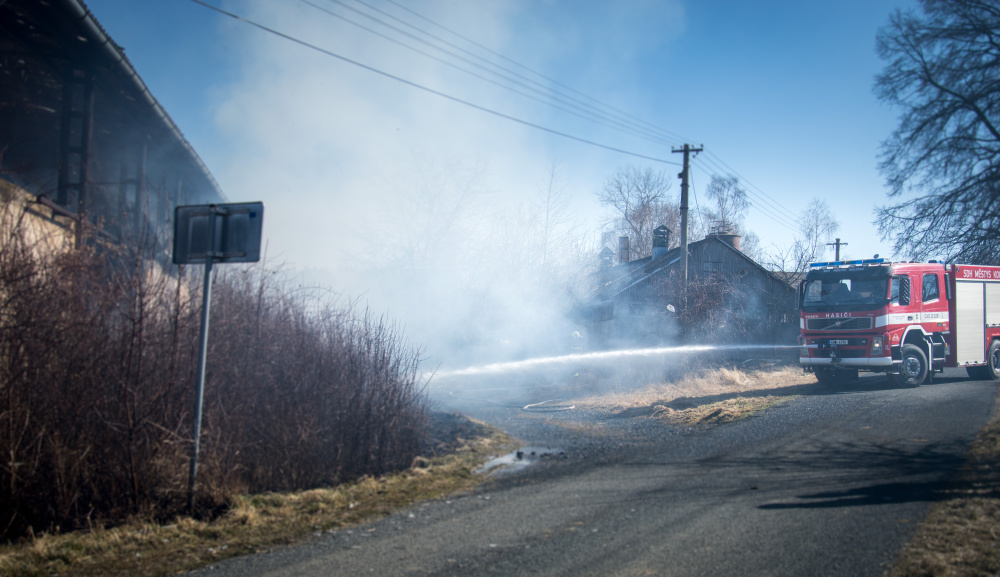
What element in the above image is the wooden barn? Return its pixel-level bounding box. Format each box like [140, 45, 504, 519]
[0, 0, 225, 251]
[581, 227, 797, 347]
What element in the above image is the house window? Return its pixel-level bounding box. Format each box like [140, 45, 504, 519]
[702, 261, 721, 273]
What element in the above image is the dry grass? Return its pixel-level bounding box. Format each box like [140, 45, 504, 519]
[0, 213, 431, 538]
[12, 364, 1000, 576]
[889, 402, 1000, 577]
[0, 425, 515, 577]
[652, 395, 795, 425]
[573, 365, 814, 424]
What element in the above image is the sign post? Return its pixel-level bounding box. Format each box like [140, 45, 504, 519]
[173, 202, 263, 511]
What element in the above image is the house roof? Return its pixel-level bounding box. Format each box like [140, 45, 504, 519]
[591, 245, 684, 301]
[589, 236, 794, 302]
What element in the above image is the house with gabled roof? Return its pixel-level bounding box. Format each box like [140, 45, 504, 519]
[580, 226, 797, 347]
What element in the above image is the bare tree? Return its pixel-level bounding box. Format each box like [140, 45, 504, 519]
[875, 0, 1000, 263]
[756, 198, 840, 280]
[597, 165, 677, 258]
[701, 174, 764, 260]
[799, 199, 840, 263]
[705, 175, 750, 231]
[0, 193, 429, 537]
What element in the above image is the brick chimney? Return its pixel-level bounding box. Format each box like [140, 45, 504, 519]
[708, 224, 741, 252]
[713, 233, 741, 252]
[618, 236, 630, 264]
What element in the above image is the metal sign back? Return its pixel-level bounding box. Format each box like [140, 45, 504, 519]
[172, 201, 263, 509]
[173, 202, 263, 264]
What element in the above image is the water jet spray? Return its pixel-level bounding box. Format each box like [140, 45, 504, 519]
[428, 344, 798, 379]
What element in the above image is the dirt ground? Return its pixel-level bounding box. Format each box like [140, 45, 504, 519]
[572, 365, 817, 424]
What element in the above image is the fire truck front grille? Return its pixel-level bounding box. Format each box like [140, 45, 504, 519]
[806, 318, 873, 331]
[832, 349, 867, 358]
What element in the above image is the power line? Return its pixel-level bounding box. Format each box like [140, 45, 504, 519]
[699, 166, 801, 231]
[371, 0, 693, 145]
[328, 0, 693, 150]
[298, 0, 684, 147]
[698, 151, 801, 223]
[693, 158, 800, 229]
[690, 155, 802, 230]
[364, 0, 814, 234]
[192, 0, 810, 230]
[690, 165, 704, 225]
[690, 162, 801, 234]
[187, 0, 681, 165]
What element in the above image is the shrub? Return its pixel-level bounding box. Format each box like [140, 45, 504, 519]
[0, 205, 426, 539]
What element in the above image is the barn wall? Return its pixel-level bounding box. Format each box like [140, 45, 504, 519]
[1, 180, 75, 256]
[0, 0, 225, 249]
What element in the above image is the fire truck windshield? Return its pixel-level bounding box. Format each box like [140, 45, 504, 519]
[801, 268, 890, 311]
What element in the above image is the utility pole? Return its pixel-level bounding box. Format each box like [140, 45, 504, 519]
[827, 237, 848, 260]
[673, 144, 703, 305]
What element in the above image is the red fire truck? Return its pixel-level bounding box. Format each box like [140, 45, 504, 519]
[799, 259, 1000, 385]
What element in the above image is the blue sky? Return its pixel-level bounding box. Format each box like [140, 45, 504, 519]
[84, 0, 914, 308]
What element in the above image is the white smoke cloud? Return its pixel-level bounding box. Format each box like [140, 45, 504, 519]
[209, 0, 688, 366]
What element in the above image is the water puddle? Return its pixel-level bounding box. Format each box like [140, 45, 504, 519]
[475, 446, 566, 475]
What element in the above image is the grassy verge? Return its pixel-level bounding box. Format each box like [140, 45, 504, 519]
[889, 396, 1000, 577]
[574, 365, 813, 425]
[0, 423, 514, 577]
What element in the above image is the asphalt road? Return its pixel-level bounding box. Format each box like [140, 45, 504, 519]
[190, 370, 998, 577]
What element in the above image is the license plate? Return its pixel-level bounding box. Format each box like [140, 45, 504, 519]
[829, 339, 849, 345]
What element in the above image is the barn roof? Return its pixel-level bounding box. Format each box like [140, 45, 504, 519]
[0, 0, 225, 207]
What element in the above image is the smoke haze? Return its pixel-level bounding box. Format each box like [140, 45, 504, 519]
[207, 0, 688, 368]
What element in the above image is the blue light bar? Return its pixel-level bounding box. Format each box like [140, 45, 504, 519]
[809, 258, 886, 268]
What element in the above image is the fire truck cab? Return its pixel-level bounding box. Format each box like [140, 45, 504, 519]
[799, 259, 1000, 385]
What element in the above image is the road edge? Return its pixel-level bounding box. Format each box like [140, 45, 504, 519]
[888, 382, 1000, 576]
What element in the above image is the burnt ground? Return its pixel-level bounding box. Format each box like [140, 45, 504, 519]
[422, 350, 803, 465]
[424, 368, 993, 483]
[423, 361, 798, 467]
[425, 386, 693, 478]
[420, 410, 495, 456]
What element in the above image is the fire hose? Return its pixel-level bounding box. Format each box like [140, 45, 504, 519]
[522, 399, 576, 412]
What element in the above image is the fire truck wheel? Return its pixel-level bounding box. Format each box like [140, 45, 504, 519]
[894, 344, 928, 387]
[989, 340, 1000, 381]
